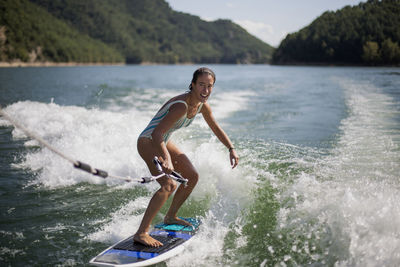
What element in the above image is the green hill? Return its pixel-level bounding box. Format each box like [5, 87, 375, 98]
[0, 0, 124, 63]
[0, 0, 274, 64]
[272, 0, 400, 66]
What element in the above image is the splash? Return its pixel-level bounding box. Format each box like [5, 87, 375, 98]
[275, 78, 400, 265]
[2, 101, 149, 188]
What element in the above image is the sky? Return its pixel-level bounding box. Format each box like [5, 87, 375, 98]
[165, 0, 365, 47]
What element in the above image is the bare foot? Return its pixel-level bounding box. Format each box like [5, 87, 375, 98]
[164, 216, 192, 227]
[133, 232, 163, 247]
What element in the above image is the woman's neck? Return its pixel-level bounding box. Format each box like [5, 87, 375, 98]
[186, 91, 200, 107]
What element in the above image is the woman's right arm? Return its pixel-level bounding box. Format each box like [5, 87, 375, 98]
[201, 103, 239, 168]
[151, 102, 187, 173]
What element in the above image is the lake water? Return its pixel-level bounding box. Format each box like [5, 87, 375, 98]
[0, 65, 399, 266]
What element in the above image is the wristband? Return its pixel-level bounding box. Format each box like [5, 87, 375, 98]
[228, 147, 235, 152]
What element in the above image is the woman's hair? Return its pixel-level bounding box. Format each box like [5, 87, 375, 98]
[189, 67, 216, 90]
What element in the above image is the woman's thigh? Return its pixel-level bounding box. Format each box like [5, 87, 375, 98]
[137, 137, 160, 175]
[137, 137, 175, 191]
[166, 141, 199, 183]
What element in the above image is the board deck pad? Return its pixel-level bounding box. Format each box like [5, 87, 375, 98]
[90, 217, 201, 266]
[154, 217, 201, 231]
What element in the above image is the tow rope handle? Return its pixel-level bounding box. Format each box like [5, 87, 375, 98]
[73, 157, 188, 186]
[153, 157, 188, 187]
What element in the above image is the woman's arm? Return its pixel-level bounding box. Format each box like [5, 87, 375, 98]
[201, 103, 239, 168]
[151, 102, 187, 173]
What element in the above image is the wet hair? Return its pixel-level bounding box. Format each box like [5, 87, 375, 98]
[189, 67, 216, 90]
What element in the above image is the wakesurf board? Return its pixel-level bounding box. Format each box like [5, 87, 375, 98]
[89, 217, 201, 267]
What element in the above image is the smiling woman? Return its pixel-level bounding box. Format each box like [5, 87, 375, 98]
[134, 67, 239, 247]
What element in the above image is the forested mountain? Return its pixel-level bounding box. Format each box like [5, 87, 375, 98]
[0, 0, 274, 64]
[0, 0, 123, 63]
[272, 0, 400, 66]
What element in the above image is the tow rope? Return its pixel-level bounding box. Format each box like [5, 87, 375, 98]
[0, 106, 188, 185]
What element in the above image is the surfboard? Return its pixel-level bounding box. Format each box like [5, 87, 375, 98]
[89, 217, 201, 267]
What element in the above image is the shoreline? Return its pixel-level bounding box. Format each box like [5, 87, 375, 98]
[0, 60, 200, 67]
[1, 61, 398, 68]
[0, 61, 199, 68]
[0, 61, 126, 68]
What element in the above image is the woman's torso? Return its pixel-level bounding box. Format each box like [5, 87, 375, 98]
[139, 94, 203, 143]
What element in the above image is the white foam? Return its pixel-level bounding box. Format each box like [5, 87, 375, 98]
[87, 197, 150, 244]
[4, 101, 149, 188]
[278, 78, 400, 265]
[167, 212, 230, 266]
[209, 90, 255, 120]
[0, 247, 26, 258]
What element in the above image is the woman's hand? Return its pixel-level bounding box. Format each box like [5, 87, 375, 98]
[159, 157, 174, 174]
[230, 148, 239, 169]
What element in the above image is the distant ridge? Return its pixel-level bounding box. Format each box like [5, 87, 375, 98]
[272, 0, 400, 66]
[0, 0, 274, 64]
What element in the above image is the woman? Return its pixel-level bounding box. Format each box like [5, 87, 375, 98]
[134, 67, 239, 247]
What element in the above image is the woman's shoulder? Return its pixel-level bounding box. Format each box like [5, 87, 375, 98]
[156, 94, 187, 115]
[167, 92, 187, 102]
[169, 95, 188, 106]
[165, 93, 188, 107]
[164, 94, 188, 114]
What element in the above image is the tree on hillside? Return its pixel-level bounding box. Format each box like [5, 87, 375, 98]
[272, 0, 400, 65]
[1, 0, 274, 64]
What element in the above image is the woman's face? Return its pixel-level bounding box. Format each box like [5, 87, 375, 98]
[191, 74, 214, 103]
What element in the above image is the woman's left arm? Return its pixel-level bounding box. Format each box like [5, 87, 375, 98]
[201, 103, 239, 168]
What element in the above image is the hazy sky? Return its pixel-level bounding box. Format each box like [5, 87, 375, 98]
[166, 0, 364, 47]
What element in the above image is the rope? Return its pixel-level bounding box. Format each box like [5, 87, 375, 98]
[0, 105, 188, 185]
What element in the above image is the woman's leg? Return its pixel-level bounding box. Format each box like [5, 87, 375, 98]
[133, 137, 177, 247]
[164, 141, 199, 225]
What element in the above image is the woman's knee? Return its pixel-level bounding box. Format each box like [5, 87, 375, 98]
[160, 178, 177, 194]
[186, 170, 199, 188]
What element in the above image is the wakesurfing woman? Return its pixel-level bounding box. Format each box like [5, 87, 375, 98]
[134, 67, 239, 247]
